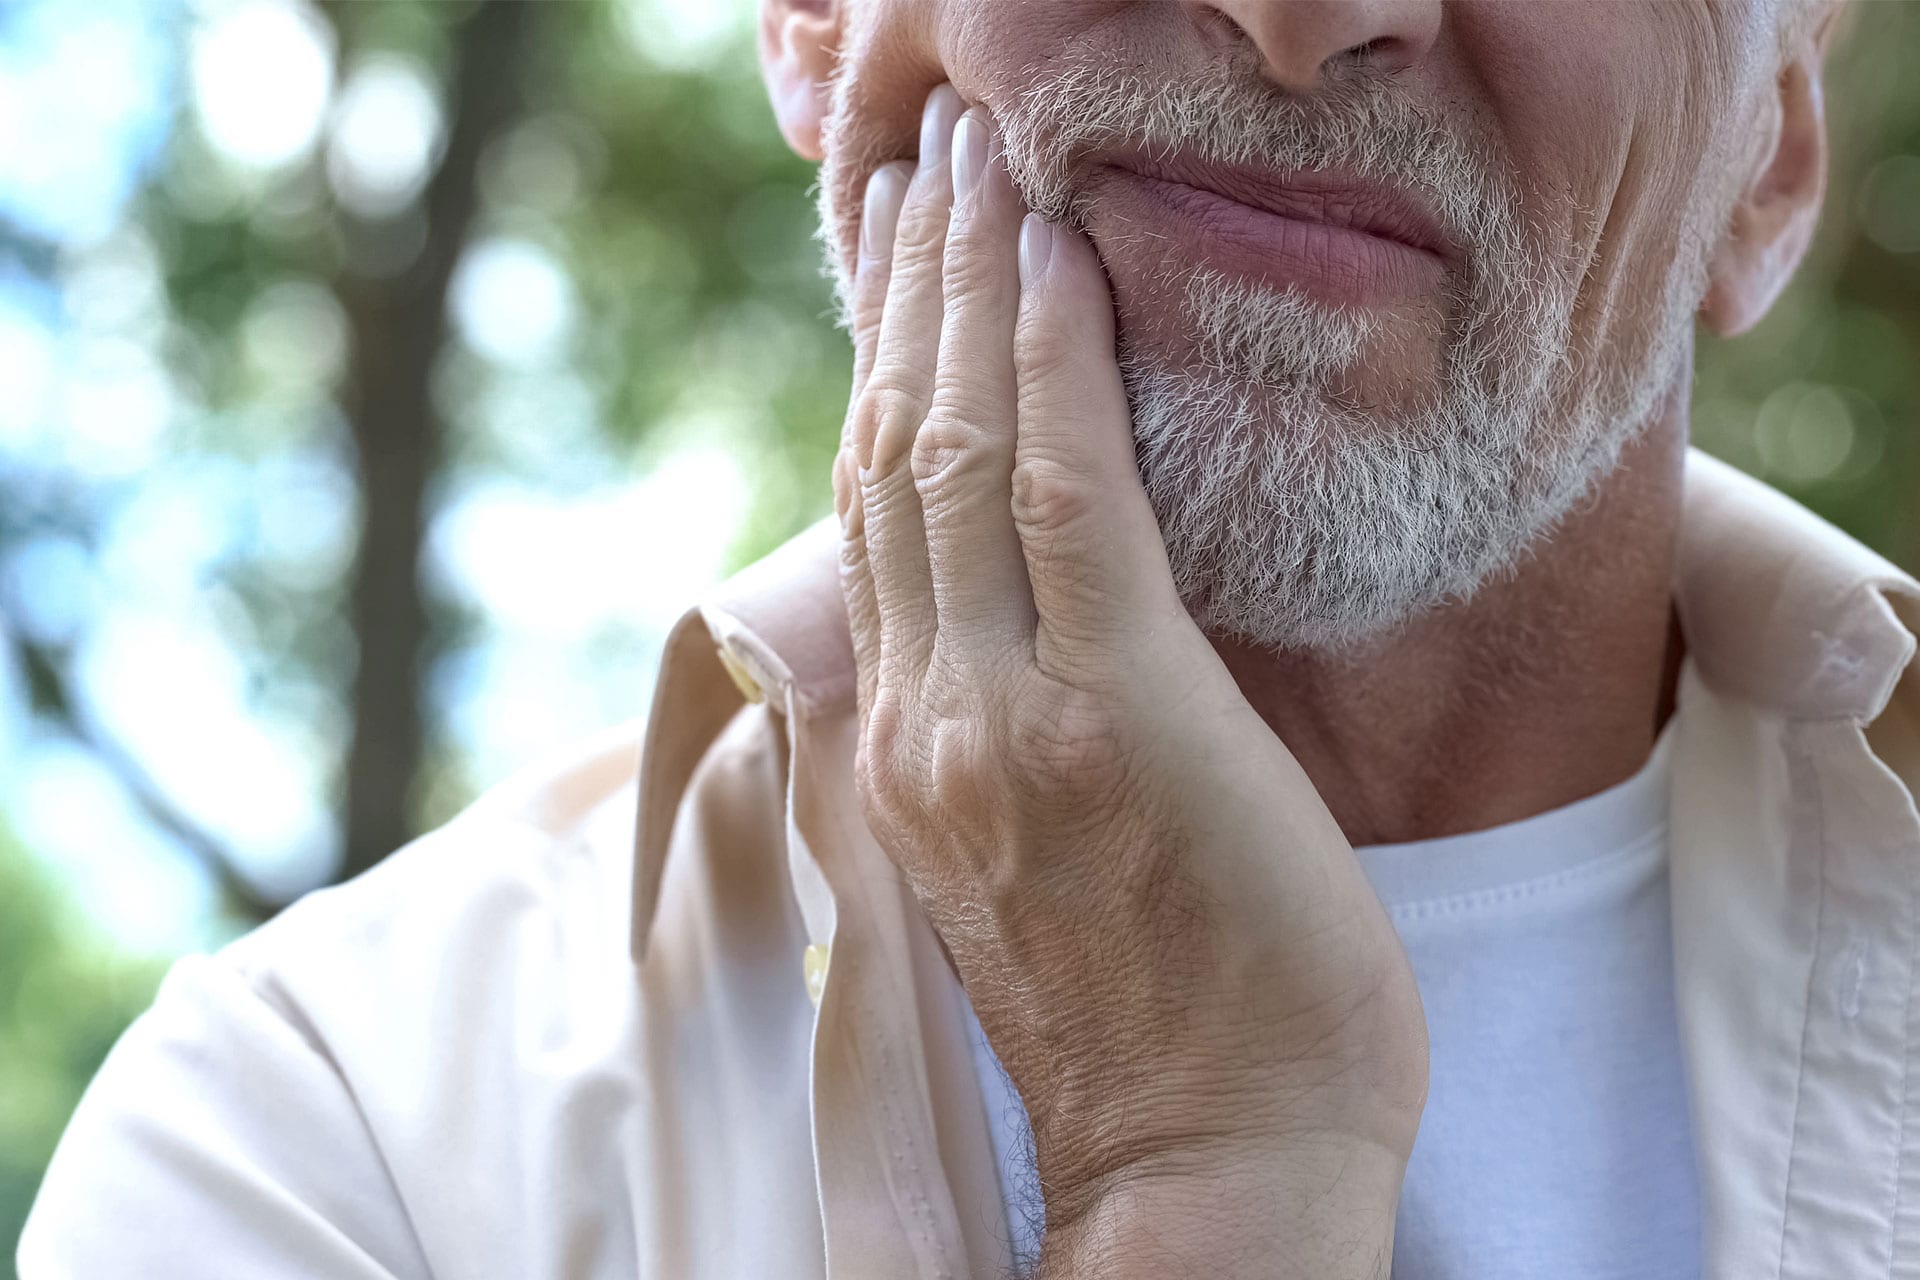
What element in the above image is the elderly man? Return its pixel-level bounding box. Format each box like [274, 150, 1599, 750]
[21, 1, 1920, 1277]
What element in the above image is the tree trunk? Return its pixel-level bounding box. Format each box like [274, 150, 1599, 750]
[335, 0, 532, 882]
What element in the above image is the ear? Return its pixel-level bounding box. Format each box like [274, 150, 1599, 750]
[1698, 8, 1840, 337]
[759, 0, 840, 161]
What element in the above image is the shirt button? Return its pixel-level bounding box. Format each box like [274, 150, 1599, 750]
[803, 943, 831, 1007]
[715, 641, 765, 704]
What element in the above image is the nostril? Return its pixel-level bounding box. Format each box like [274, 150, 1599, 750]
[1194, 5, 1252, 51]
[1329, 35, 1414, 80]
[1188, 0, 1435, 90]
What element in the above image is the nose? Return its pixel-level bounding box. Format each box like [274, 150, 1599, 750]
[1186, 0, 1441, 91]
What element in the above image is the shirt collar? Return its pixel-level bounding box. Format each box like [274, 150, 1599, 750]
[630, 446, 1920, 957]
[1677, 450, 1918, 725]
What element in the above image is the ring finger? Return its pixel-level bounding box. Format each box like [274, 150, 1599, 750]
[854, 84, 967, 690]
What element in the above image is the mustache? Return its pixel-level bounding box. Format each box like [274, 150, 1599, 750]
[982, 48, 1564, 392]
[987, 47, 1534, 278]
[814, 43, 1551, 344]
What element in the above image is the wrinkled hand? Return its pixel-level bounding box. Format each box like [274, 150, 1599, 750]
[833, 85, 1429, 1275]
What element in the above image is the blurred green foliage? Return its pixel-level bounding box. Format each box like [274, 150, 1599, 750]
[0, 825, 164, 1262]
[3, 2, 1918, 1272]
[5, 2, 851, 1263]
[1692, 1, 1920, 560]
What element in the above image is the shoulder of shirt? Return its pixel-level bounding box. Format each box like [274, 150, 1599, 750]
[56, 706, 788, 1273]
[186, 518, 844, 1018]
[213, 718, 652, 993]
[207, 701, 779, 1051]
[1678, 447, 1918, 727]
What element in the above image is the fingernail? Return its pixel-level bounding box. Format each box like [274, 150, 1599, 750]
[860, 163, 907, 261]
[952, 112, 988, 206]
[1018, 213, 1054, 287]
[919, 84, 964, 177]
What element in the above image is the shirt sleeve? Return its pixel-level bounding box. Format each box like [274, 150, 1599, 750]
[16, 952, 435, 1280]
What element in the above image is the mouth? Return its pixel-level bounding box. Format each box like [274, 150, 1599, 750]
[1095, 152, 1453, 306]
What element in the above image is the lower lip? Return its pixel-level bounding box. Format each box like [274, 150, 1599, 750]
[1103, 172, 1448, 306]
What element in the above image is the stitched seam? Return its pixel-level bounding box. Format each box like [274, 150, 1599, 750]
[799, 709, 955, 1280]
[1385, 830, 1663, 923]
[1883, 819, 1920, 1279]
[850, 985, 950, 1277]
[1775, 731, 1830, 1280]
[829, 896, 947, 1276]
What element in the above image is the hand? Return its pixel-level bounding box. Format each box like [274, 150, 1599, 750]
[833, 85, 1430, 1276]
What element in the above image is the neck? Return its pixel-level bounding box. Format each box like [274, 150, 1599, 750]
[1208, 390, 1691, 849]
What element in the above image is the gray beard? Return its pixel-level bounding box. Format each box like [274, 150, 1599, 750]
[1115, 264, 1664, 652]
[817, 50, 1722, 652]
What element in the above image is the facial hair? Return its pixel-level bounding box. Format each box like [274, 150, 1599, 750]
[815, 49, 1715, 651]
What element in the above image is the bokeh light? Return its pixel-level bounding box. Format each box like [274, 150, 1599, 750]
[189, 0, 333, 173]
[2, 0, 1918, 1267]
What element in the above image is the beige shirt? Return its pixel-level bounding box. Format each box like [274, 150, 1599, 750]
[19, 450, 1920, 1280]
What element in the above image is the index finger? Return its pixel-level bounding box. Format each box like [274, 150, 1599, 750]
[849, 161, 913, 407]
[836, 162, 914, 724]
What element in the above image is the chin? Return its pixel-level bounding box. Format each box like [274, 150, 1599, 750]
[1100, 278, 1457, 430]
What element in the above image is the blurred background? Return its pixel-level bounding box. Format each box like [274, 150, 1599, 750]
[0, 0, 1915, 1265]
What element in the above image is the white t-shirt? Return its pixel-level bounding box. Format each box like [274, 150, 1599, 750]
[966, 722, 1703, 1277]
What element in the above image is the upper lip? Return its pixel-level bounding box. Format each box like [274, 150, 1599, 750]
[1105, 151, 1453, 261]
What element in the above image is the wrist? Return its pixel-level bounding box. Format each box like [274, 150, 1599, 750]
[1002, 950, 1431, 1202]
[1023, 1053, 1428, 1229]
[1036, 1137, 1408, 1280]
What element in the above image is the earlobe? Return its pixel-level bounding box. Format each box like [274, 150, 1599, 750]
[759, 0, 840, 161]
[1699, 54, 1829, 337]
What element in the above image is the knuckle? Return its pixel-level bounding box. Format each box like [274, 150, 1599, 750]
[923, 714, 995, 818]
[858, 381, 926, 457]
[941, 235, 1004, 304]
[1010, 453, 1094, 537]
[892, 185, 950, 258]
[857, 692, 1002, 879]
[1015, 307, 1096, 385]
[851, 308, 884, 352]
[856, 690, 917, 828]
[1015, 333, 1079, 387]
[1008, 690, 1133, 804]
[1015, 377, 1089, 431]
[909, 410, 993, 499]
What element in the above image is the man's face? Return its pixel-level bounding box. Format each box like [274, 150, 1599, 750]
[810, 1, 1784, 649]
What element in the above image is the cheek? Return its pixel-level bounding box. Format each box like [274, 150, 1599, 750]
[1463, 13, 1639, 299]
[811, 12, 939, 278]
[818, 1, 1120, 273]
[1455, 3, 1733, 357]
[844, 0, 1129, 132]
[933, 0, 1127, 104]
